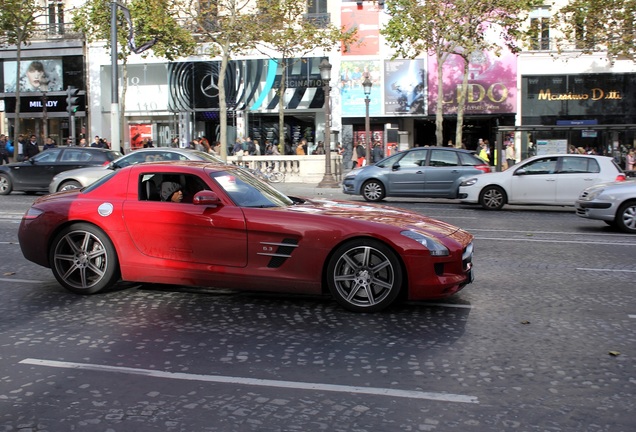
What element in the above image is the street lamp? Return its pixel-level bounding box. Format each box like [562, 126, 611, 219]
[318, 58, 338, 188]
[39, 77, 50, 142]
[363, 76, 372, 165]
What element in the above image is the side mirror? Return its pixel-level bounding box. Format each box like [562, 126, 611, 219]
[392, 163, 400, 171]
[193, 190, 222, 206]
[515, 168, 526, 176]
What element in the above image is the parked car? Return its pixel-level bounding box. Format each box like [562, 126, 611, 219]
[575, 180, 636, 233]
[19, 162, 475, 313]
[0, 147, 121, 195]
[458, 154, 626, 210]
[49, 148, 223, 193]
[342, 147, 491, 202]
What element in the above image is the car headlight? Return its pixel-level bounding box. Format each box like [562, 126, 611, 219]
[401, 230, 450, 256]
[344, 170, 360, 180]
[580, 188, 604, 201]
[460, 177, 478, 187]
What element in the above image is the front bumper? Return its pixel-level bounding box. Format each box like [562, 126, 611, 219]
[575, 200, 615, 221]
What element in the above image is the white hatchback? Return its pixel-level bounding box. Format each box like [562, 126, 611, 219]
[458, 154, 626, 210]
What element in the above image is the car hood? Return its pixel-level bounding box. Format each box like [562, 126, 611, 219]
[585, 179, 636, 192]
[286, 197, 466, 238]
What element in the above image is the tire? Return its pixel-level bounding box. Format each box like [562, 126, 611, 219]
[268, 171, 285, 183]
[362, 180, 385, 202]
[59, 180, 82, 192]
[616, 201, 636, 234]
[0, 173, 13, 195]
[479, 186, 506, 210]
[49, 223, 120, 294]
[326, 239, 403, 313]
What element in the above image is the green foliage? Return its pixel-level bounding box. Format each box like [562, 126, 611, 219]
[72, 0, 196, 60]
[555, 0, 636, 61]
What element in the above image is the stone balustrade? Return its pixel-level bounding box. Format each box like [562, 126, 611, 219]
[227, 154, 344, 183]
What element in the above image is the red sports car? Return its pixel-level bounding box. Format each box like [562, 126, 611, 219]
[18, 162, 474, 312]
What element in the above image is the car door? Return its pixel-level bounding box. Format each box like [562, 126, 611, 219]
[555, 156, 601, 204]
[12, 148, 62, 189]
[508, 156, 559, 204]
[423, 149, 465, 197]
[386, 149, 429, 195]
[122, 171, 248, 267]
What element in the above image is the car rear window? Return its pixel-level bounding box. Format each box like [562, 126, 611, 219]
[458, 152, 485, 166]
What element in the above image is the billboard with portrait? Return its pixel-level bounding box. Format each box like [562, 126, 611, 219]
[340, 60, 382, 117]
[384, 59, 426, 115]
[3, 59, 64, 93]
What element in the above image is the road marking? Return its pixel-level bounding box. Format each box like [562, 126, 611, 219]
[19, 358, 478, 404]
[0, 277, 46, 284]
[476, 237, 636, 246]
[468, 228, 630, 238]
[576, 268, 636, 273]
[629, 315, 636, 319]
[421, 302, 473, 309]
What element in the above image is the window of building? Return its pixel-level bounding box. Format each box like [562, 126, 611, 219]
[529, 7, 551, 51]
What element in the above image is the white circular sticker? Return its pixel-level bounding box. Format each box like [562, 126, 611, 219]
[98, 202, 114, 217]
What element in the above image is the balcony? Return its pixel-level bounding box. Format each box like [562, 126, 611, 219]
[29, 23, 83, 41]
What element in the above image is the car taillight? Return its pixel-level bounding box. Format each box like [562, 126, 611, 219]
[475, 164, 491, 173]
[616, 173, 626, 182]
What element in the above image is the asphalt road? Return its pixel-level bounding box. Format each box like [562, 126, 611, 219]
[0, 190, 634, 431]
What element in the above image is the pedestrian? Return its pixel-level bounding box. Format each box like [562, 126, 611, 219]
[24, 135, 41, 160]
[478, 140, 489, 163]
[505, 143, 516, 168]
[356, 140, 366, 167]
[0, 134, 9, 165]
[372, 141, 383, 163]
[43, 137, 57, 150]
[626, 149, 635, 171]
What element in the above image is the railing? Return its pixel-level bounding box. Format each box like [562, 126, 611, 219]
[227, 154, 343, 184]
[29, 23, 83, 41]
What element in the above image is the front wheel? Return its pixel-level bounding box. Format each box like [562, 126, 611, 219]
[616, 201, 636, 234]
[58, 180, 82, 192]
[50, 223, 120, 294]
[479, 186, 506, 210]
[327, 239, 403, 313]
[0, 173, 13, 195]
[362, 180, 385, 202]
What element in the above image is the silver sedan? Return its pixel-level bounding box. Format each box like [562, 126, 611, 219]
[49, 148, 223, 193]
[575, 180, 636, 233]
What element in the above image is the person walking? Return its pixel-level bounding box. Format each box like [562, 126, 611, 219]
[24, 135, 41, 160]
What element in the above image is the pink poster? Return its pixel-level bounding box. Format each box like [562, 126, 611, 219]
[341, 3, 380, 56]
[129, 124, 153, 149]
[428, 48, 517, 115]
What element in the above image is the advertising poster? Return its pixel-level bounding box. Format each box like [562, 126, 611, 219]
[340, 60, 382, 117]
[129, 124, 153, 149]
[427, 47, 517, 115]
[3, 59, 64, 92]
[340, 2, 380, 56]
[537, 139, 568, 155]
[384, 59, 426, 115]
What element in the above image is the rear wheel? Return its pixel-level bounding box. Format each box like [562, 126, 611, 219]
[0, 173, 13, 195]
[50, 223, 120, 294]
[616, 201, 636, 234]
[479, 186, 506, 210]
[327, 239, 402, 313]
[362, 180, 385, 202]
[59, 180, 82, 191]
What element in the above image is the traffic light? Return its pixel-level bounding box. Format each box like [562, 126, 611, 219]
[66, 86, 80, 116]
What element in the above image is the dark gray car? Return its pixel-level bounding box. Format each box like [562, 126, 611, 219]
[342, 147, 491, 202]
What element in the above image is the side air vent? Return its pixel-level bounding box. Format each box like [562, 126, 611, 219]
[258, 238, 299, 268]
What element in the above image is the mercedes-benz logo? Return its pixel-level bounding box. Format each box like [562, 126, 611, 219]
[201, 72, 219, 98]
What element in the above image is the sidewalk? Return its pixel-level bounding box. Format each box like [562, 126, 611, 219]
[274, 182, 349, 200]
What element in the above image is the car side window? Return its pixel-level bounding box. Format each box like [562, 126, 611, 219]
[559, 157, 600, 174]
[139, 173, 209, 202]
[429, 150, 458, 167]
[399, 149, 428, 167]
[459, 152, 484, 166]
[521, 157, 558, 175]
[61, 149, 91, 162]
[35, 148, 61, 162]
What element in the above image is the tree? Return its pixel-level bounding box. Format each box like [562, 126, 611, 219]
[255, 0, 357, 151]
[383, 0, 541, 148]
[0, 0, 46, 159]
[72, 0, 197, 149]
[554, 0, 636, 61]
[179, 0, 262, 161]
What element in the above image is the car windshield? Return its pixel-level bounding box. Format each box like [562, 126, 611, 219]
[82, 170, 118, 193]
[210, 169, 294, 208]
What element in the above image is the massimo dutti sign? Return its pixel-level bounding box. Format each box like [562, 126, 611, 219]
[522, 74, 636, 118]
